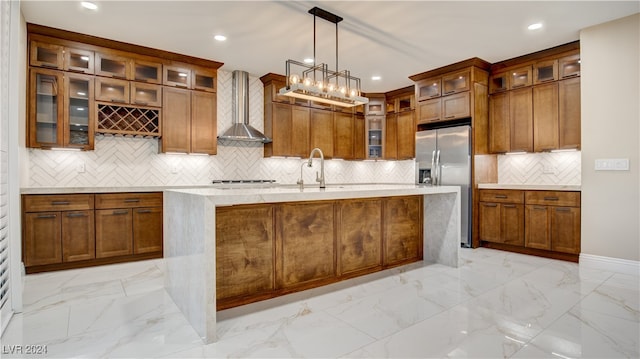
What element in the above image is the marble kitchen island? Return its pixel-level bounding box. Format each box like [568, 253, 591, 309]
[163, 184, 461, 343]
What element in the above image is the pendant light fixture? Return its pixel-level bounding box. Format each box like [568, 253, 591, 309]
[279, 7, 369, 108]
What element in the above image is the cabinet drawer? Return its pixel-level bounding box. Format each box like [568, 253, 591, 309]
[525, 191, 580, 207]
[478, 190, 524, 204]
[95, 192, 162, 209]
[23, 194, 94, 212]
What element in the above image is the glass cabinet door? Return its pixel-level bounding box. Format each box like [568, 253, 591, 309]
[64, 48, 94, 74]
[134, 60, 162, 84]
[30, 69, 64, 147]
[417, 78, 441, 101]
[386, 98, 396, 114]
[559, 54, 580, 78]
[534, 59, 558, 84]
[367, 117, 383, 158]
[164, 65, 191, 88]
[30, 41, 64, 69]
[95, 77, 130, 103]
[192, 68, 216, 92]
[96, 52, 131, 79]
[130, 83, 162, 107]
[442, 71, 470, 95]
[64, 74, 94, 149]
[510, 66, 532, 89]
[489, 72, 508, 94]
[397, 94, 414, 112]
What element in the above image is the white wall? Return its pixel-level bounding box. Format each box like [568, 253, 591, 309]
[580, 13, 640, 262]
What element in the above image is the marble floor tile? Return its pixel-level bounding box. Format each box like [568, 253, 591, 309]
[4, 251, 639, 359]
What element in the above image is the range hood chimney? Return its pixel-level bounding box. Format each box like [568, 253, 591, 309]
[218, 70, 272, 143]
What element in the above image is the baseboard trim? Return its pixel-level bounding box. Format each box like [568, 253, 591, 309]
[580, 253, 640, 276]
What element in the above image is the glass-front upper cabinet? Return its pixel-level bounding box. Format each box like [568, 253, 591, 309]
[64, 74, 94, 149]
[164, 65, 191, 88]
[192, 68, 216, 92]
[510, 66, 532, 89]
[134, 60, 162, 84]
[442, 71, 470, 95]
[30, 41, 64, 69]
[489, 72, 508, 94]
[559, 54, 580, 78]
[534, 59, 558, 84]
[131, 83, 162, 107]
[95, 77, 130, 103]
[29, 68, 64, 147]
[64, 48, 94, 74]
[416, 77, 441, 101]
[367, 117, 383, 159]
[96, 52, 131, 79]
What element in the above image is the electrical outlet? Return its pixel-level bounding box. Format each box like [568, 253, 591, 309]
[543, 165, 555, 174]
[171, 165, 178, 174]
[76, 161, 85, 173]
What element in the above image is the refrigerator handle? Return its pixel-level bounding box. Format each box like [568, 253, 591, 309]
[435, 150, 441, 185]
[431, 150, 437, 185]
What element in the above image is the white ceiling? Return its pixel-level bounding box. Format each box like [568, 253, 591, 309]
[20, 1, 639, 93]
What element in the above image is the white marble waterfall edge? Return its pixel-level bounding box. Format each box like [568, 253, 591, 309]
[163, 184, 461, 344]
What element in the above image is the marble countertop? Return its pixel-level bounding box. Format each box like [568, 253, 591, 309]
[165, 183, 461, 206]
[478, 183, 581, 191]
[20, 186, 202, 194]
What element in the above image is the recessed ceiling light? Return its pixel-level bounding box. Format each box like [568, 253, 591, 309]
[303, 58, 314, 64]
[80, 1, 98, 10]
[528, 22, 543, 31]
[371, 76, 381, 81]
[214, 35, 227, 42]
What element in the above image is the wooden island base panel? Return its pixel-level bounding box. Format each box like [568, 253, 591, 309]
[163, 184, 462, 343]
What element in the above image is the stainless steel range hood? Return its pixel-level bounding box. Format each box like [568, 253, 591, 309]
[218, 70, 272, 143]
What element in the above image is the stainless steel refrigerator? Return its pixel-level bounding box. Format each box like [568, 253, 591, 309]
[415, 125, 471, 247]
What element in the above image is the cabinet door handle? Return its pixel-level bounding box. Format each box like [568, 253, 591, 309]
[555, 207, 571, 212]
[494, 195, 508, 199]
[538, 78, 554, 83]
[67, 68, 87, 74]
[112, 210, 129, 215]
[503, 204, 516, 208]
[174, 84, 189, 89]
[124, 198, 140, 203]
[110, 99, 127, 103]
[429, 94, 439, 98]
[562, 73, 579, 78]
[444, 90, 455, 95]
[66, 213, 88, 218]
[445, 115, 456, 119]
[533, 206, 546, 210]
[483, 203, 498, 207]
[543, 197, 559, 201]
[112, 75, 127, 80]
[136, 209, 152, 214]
[511, 83, 526, 88]
[37, 214, 57, 219]
[40, 63, 59, 69]
[51, 201, 70, 205]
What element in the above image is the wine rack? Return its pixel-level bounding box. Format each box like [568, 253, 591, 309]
[96, 103, 160, 137]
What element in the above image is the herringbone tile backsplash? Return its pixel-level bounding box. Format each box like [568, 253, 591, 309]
[497, 151, 581, 185]
[27, 70, 415, 187]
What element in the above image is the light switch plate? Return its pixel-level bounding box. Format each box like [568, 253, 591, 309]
[595, 158, 630, 171]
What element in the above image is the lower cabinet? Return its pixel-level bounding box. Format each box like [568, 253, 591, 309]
[95, 192, 163, 258]
[215, 196, 423, 310]
[22, 192, 163, 273]
[22, 194, 95, 267]
[479, 189, 581, 260]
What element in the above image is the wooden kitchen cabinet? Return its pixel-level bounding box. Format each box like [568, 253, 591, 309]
[533, 82, 559, 152]
[133, 59, 162, 84]
[265, 102, 310, 157]
[192, 67, 217, 92]
[396, 111, 415, 159]
[30, 41, 94, 74]
[383, 196, 422, 266]
[480, 188, 581, 260]
[22, 194, 95, 267]
[29, 69, 94, 150]
[95, 52, 130, 79]
[489, 92, 510, 153]
[334, 111, 355, 159]
[164, 64, 191, 88]
[337, 199, 382, 276]
[161, 87, 216, 154]
[276, 201, 336, 289]
[95, 192, 163, 259]
[442, 91, 470, 121]
[416, 77, 442, 101]
[95, 77, 130, 103]
[130, 82, 162, 107]
[417, 98, 441, 124]
[559, 77, 581, 149]
[216, 204, 275, 302]
[353, 115, 366, 160]
[442, 70, 470, 95]
[509, 87, 533, 152]
[384, 114, 398, 159]
[309, 109, 334, 158]
[534, 59, 558, 84]
[478, 190, 525, 246]
[510, 66, 533, 89]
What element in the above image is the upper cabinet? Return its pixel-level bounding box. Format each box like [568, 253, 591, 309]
[27, 25, 223, 151]
[488, 42, 581, 153]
